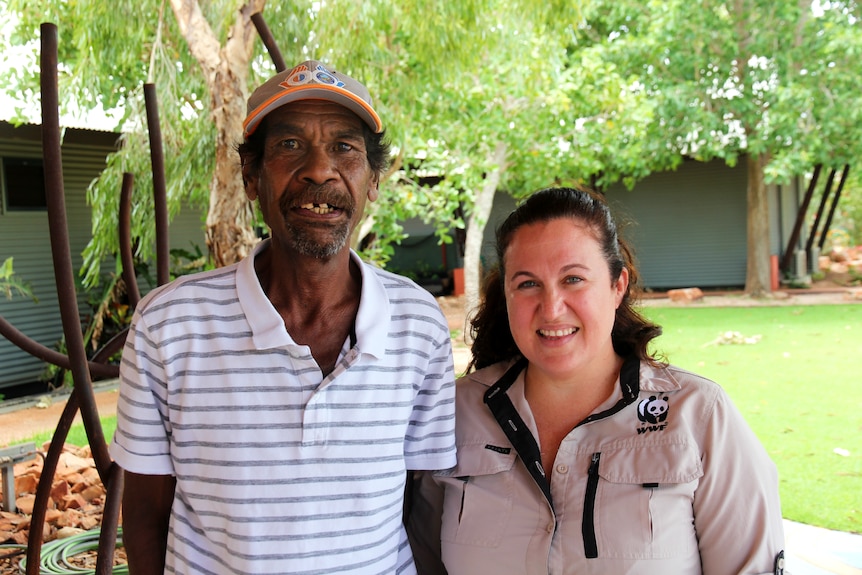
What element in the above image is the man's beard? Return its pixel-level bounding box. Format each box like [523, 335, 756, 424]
[285, 220, 350, 258]
[280, 185, 356, 259]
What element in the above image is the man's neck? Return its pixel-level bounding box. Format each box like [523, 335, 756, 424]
[254, 241, 362, 376]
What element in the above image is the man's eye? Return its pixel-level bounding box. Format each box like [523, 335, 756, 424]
[336, 142, 354, 152]
[280, 139, 299, 149]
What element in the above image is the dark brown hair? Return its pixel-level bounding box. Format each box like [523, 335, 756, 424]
[467, 186, 663, 371]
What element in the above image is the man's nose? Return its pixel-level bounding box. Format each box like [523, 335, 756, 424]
[297, 146, 337, 184]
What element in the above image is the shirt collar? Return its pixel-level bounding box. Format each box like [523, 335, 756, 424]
[237, 239, 389, 356]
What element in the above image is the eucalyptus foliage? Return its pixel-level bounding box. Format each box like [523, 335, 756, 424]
[574, 0, 862, 293]
[4, 0, 860, 296]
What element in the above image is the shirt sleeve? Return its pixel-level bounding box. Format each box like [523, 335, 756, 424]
[109, 308, 175, 476]
[406, 470, 448, 575]
[694, 385, 785, 574]
[403, 309, 457, 471]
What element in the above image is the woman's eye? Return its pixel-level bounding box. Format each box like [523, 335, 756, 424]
[517, 280, 538, 289]
[564, 276, 583, 285]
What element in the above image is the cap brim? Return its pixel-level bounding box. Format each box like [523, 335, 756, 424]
[243, 84, 383, 137]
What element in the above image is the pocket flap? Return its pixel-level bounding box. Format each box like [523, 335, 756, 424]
[598, 442, 703, 485]
[437, 442, 517, 478]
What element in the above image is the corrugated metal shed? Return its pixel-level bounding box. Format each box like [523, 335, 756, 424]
[1, 122, 118, 389]
[604, 157, 749, 289]
[472, 157, 802, 291]
[0, 121, 206, 391]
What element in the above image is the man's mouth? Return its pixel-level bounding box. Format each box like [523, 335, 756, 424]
[300, 202, 338, 215]
[537, 327, 578, 338]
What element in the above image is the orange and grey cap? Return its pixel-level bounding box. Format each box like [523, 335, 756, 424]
[242, 60, 383, 138]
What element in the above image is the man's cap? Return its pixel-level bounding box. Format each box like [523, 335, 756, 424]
[243, 60, 383, 138]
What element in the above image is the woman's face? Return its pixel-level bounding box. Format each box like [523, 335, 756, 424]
[503, 218, 628, 381]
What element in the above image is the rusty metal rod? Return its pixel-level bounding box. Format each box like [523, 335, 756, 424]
[144, 84, 170, 286]
[25, 387, 80, 574]
[252, 12, 287, 72]
[819, 164, 850, 253]
[780, 164, 821, 273]
[89, 327, 129, 365]
[39, 20, 112, 480]
[806, 167, 836, 255]
[95, 462, 124, 575]
[0, 314, 119, 378]
[119, 171, 142, 307]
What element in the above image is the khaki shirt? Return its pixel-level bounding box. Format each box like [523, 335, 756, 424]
[408, 359, 785, 575]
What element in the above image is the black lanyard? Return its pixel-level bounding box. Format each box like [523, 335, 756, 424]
[482, 356, 641, 510]
[483, 358, 553, 508]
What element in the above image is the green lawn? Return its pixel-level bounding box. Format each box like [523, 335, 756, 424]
[22, 303, 862, 534]
[25, 415, 117, 450]
[642, 303, 862, 534]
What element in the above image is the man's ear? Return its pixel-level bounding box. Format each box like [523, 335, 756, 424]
[367, 173, 380, 203]
[241, 161, 258, 201]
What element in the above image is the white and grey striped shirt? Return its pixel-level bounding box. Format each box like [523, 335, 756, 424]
[110, 242, 457, 574]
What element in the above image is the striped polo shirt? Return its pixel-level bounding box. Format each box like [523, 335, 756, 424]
[110, 241, 457, 574]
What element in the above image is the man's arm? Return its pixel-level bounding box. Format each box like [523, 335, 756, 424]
[122, 471, 176, 575]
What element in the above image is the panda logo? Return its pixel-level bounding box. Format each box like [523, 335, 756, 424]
[638, 395, 669, 424]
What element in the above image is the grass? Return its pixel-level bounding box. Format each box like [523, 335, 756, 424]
[642, 303, 862, 534]
[25, 415, 117, 450]
[18, 303, 862, 534]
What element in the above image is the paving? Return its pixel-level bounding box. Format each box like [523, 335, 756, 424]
[784, 520, 862, 575]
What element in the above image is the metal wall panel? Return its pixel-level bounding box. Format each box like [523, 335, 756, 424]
[0, 126, 117, 390]
[604, 158, 749, 290]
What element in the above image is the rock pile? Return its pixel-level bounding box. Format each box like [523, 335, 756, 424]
[819, 245, 862, 277]
[0, 442, 110, 546]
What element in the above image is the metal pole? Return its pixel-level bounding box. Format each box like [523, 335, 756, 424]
[780, 164, 821, 273]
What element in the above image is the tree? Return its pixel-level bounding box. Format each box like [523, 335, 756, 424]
[5, 0, 620, 312]
[1, 257, 36, 301]
[4, 0, 298, 281]
[576, 0, 862, 295]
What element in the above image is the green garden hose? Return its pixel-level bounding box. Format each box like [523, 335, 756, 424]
[1, 528, 127, 574]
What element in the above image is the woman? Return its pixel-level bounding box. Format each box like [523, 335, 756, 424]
[408, 187, 785, 575]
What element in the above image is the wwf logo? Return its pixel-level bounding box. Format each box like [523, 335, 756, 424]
[637, 395, 669, 424]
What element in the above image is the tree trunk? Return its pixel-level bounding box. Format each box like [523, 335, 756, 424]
[463, 142, 508, 317]
[745, 152, 772, 296]
[170, 0, 265, 267]
[205, 63, 259, 267]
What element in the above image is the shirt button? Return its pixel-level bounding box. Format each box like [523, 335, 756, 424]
[546, 523, 555, 533]
[556, 464, 568, 474]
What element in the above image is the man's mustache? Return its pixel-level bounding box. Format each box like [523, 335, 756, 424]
[279, 185, 356, 217]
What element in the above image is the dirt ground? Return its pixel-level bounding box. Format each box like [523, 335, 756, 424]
[0, 385, 122, 449]
[1, 283, 860, 449]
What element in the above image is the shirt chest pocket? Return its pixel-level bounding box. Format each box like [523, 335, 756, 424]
[591, 442, 704, 559]
[437, 443, 517, 547]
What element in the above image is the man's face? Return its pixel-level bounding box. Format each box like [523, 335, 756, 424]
[243, 100, 379, 259]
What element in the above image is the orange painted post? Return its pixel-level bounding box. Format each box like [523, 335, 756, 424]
[770, 255, 779, 291]
[453, 268, 465, 296]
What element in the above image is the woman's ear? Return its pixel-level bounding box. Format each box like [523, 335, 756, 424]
[615, 267, 630, 309]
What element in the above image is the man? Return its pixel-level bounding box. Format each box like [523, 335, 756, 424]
[110, 60, 457, 574]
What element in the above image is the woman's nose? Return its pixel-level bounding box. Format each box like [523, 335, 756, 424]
[541, 287, 566, 318]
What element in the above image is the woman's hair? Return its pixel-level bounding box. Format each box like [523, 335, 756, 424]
[467, 186, 663, 371]
[236, 119, 391, 179]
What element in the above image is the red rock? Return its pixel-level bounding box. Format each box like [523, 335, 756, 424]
[667, 287, 704, 302]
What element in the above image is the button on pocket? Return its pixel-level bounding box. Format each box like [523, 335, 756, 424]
[437, 443, 517, 547]
[594, 442, 703, 558]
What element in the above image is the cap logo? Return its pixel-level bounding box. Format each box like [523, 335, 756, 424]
[281, 64, 345, 90]
[243, 60, 383, 136]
